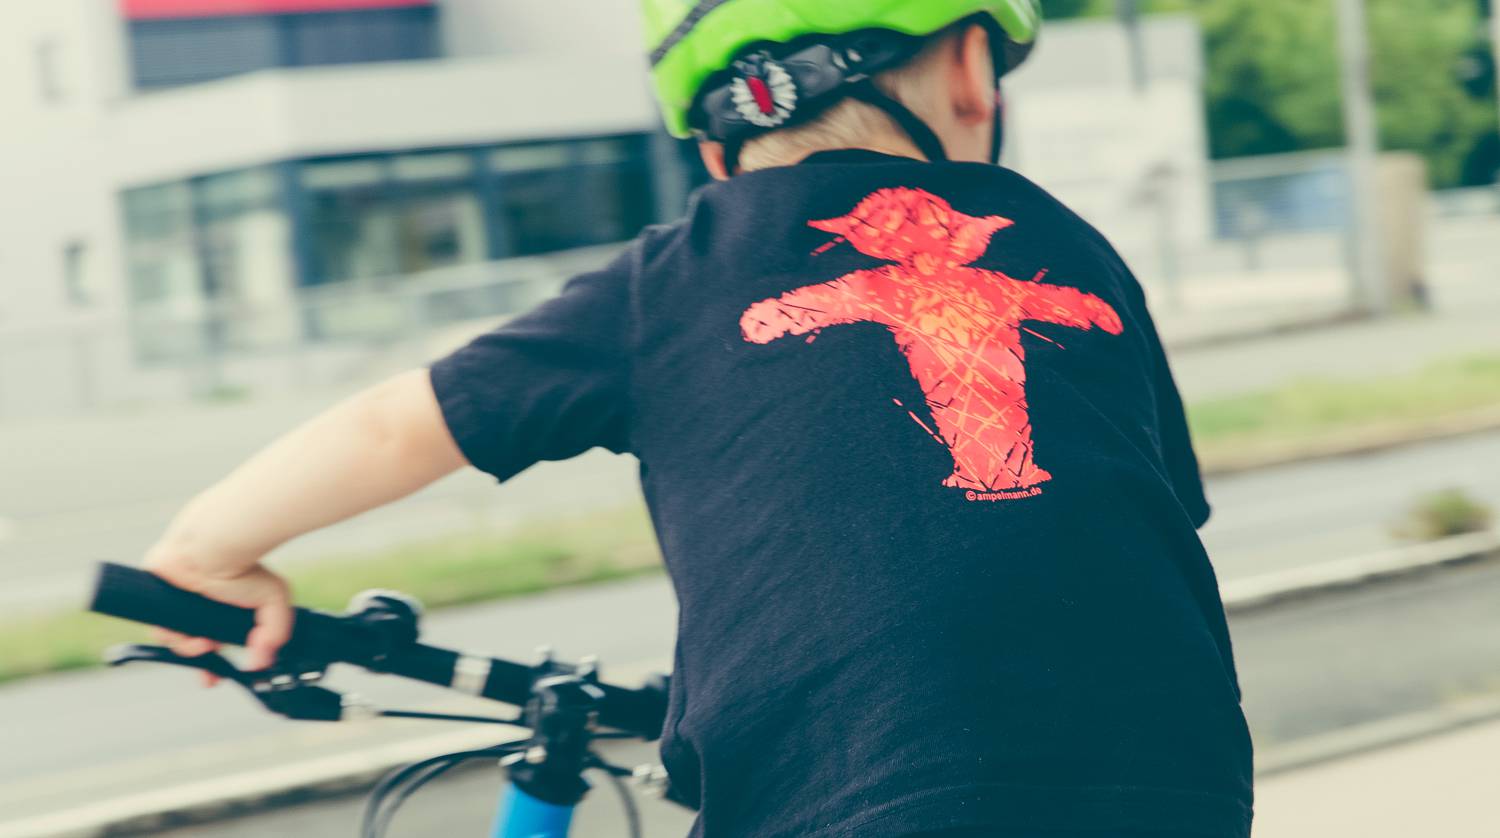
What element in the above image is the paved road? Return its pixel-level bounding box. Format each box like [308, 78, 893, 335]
[1200, 430, 1500, 579]
[6, 391, 1500, 614]
[6, 555, 1500, 833]
[111, 558, 1500, 838]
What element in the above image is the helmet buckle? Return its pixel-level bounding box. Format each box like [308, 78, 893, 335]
[729, 53, 799, 129]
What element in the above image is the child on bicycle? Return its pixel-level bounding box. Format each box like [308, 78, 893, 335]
[144, 1, 1254, 835]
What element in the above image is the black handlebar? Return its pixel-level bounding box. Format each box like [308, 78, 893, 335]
[89, 563, 667, 738]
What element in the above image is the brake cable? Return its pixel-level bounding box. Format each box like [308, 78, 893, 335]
[361, 745, 646, 838]
[362, 742, 527, 838]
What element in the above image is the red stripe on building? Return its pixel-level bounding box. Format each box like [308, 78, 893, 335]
[121, 0, 432, 20]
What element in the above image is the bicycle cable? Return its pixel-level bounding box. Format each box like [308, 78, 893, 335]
[589, 757, 643, 838]
[378, 709, 525, 726]
[372, 757, 473, 837]
[360, 746, 649, 838]
[361, 742, 526, 838]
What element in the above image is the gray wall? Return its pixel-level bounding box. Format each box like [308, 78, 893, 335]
[440, 0, 646, 61]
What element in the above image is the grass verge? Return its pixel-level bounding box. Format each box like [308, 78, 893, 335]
[1190, 352, 1500, 470]
[0, 506, 661, 686]
[6, 352, 1500, 686]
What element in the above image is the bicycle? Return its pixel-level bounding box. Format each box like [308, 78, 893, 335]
[88, 562, 690, 838]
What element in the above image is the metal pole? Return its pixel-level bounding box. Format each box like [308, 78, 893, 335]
[1335, 0, 1389, 314]
[1117, 0, 1148, 92]
[1491, 0, 1500, 131]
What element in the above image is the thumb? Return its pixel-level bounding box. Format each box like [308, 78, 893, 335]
[245, 593, 294, 672]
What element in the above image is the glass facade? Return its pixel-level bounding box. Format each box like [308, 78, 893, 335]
[120, 133, 677, 356]
[123, 166, 297, 359]
[489, 138, 657, 257]
[122, 180, 201, 308]
[300, 152, 486, 285]
[128, 6, 440, 90]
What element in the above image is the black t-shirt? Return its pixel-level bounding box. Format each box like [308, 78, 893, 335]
[431, 150, 1253, 838]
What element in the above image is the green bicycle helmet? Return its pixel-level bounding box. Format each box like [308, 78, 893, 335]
[644, 0, 1042, 141]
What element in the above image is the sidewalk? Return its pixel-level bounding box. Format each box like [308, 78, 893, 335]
[1255, 717, 1500, 837]
[1163, 279, 1500, 401]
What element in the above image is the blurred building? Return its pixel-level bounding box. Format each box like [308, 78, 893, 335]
[0, 0, 697, 409]
[0, 2, 1220, 414]
[1004, 15, 1213, 253]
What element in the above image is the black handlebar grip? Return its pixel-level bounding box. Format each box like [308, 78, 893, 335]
[90, 562, 669, 736]
[92, 562, 258, 645]
[89, 563, 381, 664]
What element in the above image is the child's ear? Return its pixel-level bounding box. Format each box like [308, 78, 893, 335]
[951, 23, 997, 127]
[699, 141, 732, 181]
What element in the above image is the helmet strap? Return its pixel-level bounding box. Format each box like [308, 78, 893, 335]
[991, 85, 1006, 165]
[845, 81, 949, 163]
[724, 138, 747, 176]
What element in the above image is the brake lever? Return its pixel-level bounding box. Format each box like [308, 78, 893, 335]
[106, 643, 244, 679]
[106, 643, 346, 722]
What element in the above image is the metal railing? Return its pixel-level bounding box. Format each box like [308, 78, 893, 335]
[3, 154, 1494, 418]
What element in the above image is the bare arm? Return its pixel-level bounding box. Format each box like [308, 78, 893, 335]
[143, 369, 468, 672]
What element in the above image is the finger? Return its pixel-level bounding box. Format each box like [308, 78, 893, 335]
[245, 598, 294, 672]
[200, 671, 221, 689]
[154, 628, 189, 646]
[169, 636, 220, 658]
[155, 629, 220, 658]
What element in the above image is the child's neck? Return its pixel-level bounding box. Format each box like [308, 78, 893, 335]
[745, 136, 929, 173]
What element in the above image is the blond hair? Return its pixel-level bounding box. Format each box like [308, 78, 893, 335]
[737, 26, 965, 172]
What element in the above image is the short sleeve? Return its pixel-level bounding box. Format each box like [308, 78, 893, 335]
[429, 248, 635, 482]
[1148, 331, 1212, 528]
[1105, 246, 1212, 529]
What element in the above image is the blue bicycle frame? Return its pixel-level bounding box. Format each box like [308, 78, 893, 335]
[495, 784, 576, 837]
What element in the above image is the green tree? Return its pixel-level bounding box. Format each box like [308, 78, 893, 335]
[1198, 0, 1344, 158]
[1039, 0, 1113, 19]
[1367, 0, 1499, 186]
[1037, 0, 1500, 186]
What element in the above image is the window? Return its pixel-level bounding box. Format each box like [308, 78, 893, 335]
[284, 9, 438, 67]
[488, 137, 656, 257]
[35, 39, 67, 103]
[62, 241, 90, 306]
[123, 182, 198, 306]
[300, 153, 486, 285]
[393, 154, 485, 273]
[118, 134, 673, 339]
[492, 163, 591, 256]
[122, 168, 292, 335]
[573, 138, 656, 249]
[194, 168, 289, 309]
[129, 16, 281, 90]
[129, 6, 440, 90]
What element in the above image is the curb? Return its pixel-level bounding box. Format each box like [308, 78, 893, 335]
[4, 539, 1499, 838]
[1199, 404, 1500, 478]
[1161, 308, 1364, 353]
[1219, 530, 1500, 613]
[0, 727, 514, 838]
[1255, 694, 1500, 777]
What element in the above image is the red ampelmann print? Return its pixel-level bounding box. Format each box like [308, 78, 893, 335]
[740, 188, 1124, 498]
